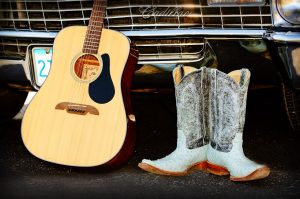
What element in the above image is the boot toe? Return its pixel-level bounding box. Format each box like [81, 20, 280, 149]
[138, 162, 189, 176]
[230, 166, 271, 182]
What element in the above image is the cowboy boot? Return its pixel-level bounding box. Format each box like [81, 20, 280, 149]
[138, 66, 210, 176]
[206, 68, 270, 181]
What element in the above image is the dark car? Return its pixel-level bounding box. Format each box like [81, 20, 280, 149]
[0, 0, 299, 131]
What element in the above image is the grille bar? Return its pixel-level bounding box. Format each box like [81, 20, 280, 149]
[0, 36, 205, 64]
[0, 13, 272, 18]
[0, 0, 272, 31]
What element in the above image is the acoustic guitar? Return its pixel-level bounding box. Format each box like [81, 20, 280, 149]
[21, 0, 138, 167]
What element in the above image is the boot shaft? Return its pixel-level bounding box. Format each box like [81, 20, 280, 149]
[172, 66, 250, 152]
[209, 68, 250, 152]
[173, 66, 210, 149]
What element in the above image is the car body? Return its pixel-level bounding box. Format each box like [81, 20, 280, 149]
[0, 0, 299, 130]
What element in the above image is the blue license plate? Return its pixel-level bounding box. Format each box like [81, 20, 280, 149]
[32, 47, 53, 87]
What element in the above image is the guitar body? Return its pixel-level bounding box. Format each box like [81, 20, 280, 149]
[21, 26, 136, 167]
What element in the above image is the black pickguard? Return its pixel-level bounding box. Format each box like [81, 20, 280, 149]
[89, 53, 115, 104]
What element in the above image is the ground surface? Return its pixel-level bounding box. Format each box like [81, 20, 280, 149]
[0, 86, 299, 199]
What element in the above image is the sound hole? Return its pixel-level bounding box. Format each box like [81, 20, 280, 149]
[74, 54, 101, 82]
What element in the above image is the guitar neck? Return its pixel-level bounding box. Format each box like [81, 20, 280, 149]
[83, 0, 107, 54]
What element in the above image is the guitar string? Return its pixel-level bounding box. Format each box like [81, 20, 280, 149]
[71, 0, 93, 106]
[81, 1, 102, 105]
[63, 1, 105, 160]
[81, 1, 105, 105]
[75, 0, 105, 106]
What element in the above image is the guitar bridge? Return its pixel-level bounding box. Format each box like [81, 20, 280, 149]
[55, 102, 99, 116]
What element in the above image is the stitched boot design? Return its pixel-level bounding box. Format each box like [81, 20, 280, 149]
[209, 69, 248, 152]
[176, 67, 210, 149]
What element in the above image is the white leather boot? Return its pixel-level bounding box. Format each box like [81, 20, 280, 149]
[138, 66, 210, 176]
[206, 68, 270, 181]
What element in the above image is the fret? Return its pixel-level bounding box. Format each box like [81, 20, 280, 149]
[82, 47, 98, 50]
[84, 42, 100, 47]
[83, 48, 100, 51]
[82, 47, 98, 51]
[83, 47, 98, 50]
[83, 0, 107, 54]
[87, 29, 102, 34]
[83, 44, 99, 49]
[83, 50, 98, 54]
[89, 18, 104, 21]
[84, 41, 101, 45]
[83, 44, 100, 48]
[85, 32, 101, 36]
[86, 34, 100, 39]
[88, 25, 103, 28]
[85, 38, 100, 42]
[83, 43, 101, 47]
[90, 15, 104, 18]
[82, 49, 98, 54]
[86, 30, 102, 35]
[87, 28, 102, 32]
[85, 32, 102, 37]
[84, 36, 100, 40]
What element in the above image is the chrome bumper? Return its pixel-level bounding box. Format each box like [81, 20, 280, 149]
[263, 32, 300, 43]
[0, 29, 267, 38]
[1, 29, 299, 89]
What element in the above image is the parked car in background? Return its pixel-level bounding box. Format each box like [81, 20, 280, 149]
[0, 0, 299, 131]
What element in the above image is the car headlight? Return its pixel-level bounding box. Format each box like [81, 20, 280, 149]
[276, 0, 300, 25]
[207, 0, 266, 6]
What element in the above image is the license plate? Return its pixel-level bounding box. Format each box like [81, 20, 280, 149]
[32, 47, 53, 87]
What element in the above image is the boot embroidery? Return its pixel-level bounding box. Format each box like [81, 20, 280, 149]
[176, 68, 209, 149]
[210, 69, 249, 152]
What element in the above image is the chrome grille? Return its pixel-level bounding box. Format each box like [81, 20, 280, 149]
[0, 37, 52, 59]
[0, 0, 93, 31]
[135, 37, 205, 64]
[0, 0, 272, 31]
[0, 0, 271, 63]
[0, 36, 205, 64]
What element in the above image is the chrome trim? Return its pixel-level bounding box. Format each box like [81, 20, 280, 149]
[0, 0, 271, 30]
[0, 12, 272, 18]
[263, 32, 300, 43]
[207, 0, 266, 7]
[138, 57, 205, 65]
[106, 23, 272, 28]
[0, 29, 267, 38]
[0, 3, 269, 9]
[0, 29, 266, 65]
[0, 31, 57, 38]
[0, 14, 272, 21]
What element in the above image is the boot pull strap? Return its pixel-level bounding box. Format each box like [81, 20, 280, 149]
[201, 66, 207, 76]
[240, 68, 248, 86]
[210, 68, 217, 95]
[178, 64, 185, 80]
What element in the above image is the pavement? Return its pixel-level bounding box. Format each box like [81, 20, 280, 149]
[0, 81, 299, 199]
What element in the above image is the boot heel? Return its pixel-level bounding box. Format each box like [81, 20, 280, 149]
[192, 161, 208, 171]
[207, 161, 229, 176]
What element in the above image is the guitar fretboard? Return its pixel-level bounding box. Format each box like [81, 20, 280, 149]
[82, 0, 107, 54]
